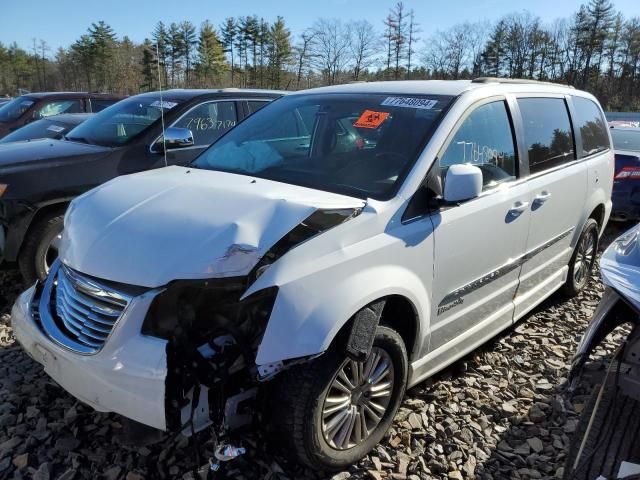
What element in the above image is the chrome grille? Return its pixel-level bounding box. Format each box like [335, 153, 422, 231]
[42, 264, 131, 353]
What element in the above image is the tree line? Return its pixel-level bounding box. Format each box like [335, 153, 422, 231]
[0, 0, 639, 110]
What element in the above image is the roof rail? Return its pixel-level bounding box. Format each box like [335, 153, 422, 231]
[471, 77, 575, 89]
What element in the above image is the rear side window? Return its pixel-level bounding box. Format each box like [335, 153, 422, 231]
[91, 99, 118, 112]
[247, 101, 269, 113]
[572, 96, 610, 156]
[518, 98, 575, 174]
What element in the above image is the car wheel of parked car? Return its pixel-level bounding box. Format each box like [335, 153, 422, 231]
[18, 212, 64, 284]
[272, 325, 408, 470]
[563, 218, 599, 297]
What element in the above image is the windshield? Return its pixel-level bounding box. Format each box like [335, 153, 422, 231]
[0, 118, 75, 144]
[0, 96, 35, 121]
[612, 129, 640, 153]
[65, 96, 181, 147]
[193, 93, 453, 199]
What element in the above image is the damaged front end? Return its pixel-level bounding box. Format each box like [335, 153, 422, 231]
[143, 207, 361, 439]
[145, 279, 278, 436]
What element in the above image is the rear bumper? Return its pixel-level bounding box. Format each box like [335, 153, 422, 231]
[612, 186, 640, 221]
[11, 285, 169, 430]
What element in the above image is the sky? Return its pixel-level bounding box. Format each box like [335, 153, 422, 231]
[1, 0, 639, 53]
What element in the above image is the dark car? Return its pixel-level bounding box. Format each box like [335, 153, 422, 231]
[0, 92, 122, 139]
[610, 126, 640, 221]
[0, 113, 92, 144]
[0, 88, 284, 282]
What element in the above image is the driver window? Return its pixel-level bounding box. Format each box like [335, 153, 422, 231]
[173, 101, 237, 147]
[36, 100, 83, 118]
[439, 101, 517, 190]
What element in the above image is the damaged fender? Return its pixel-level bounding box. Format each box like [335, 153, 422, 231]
[244, 205, 433, 366]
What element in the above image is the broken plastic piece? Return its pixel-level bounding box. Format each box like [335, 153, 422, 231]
[214, 444, 246, 462]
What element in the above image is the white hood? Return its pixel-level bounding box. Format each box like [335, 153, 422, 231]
[60, 166, 363, 288]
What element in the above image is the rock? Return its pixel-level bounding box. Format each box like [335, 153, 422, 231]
[330, 473, 350, 480]
[527, 437, 544, 453]
[33, 462, 50, 480]
[12, 452, 28, 469]
[448, 470, 463, 480]
[103, 466, 122, 480]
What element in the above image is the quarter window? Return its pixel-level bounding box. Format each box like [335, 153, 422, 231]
[440, 101, 517, 190]
[517, 98, 575, 174]
[572, 96, 610, 156]
[174, 101, 237, 147]
[247, 101, 269, 113]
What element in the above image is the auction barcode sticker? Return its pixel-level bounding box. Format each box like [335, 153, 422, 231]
[150, 100, 178, 109]
[381, 97, 438, 110]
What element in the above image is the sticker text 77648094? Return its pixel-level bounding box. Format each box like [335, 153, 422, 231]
[381, 97, 438, 110]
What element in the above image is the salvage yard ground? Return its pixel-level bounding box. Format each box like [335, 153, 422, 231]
[0, 224, 630, 480]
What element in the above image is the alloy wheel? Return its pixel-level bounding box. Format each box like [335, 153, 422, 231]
[573, 230, 596, 286]
[321, 347, 395, 450]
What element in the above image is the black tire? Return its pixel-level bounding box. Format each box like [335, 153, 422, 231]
[563, 218, 599, 297]
[18, 213, 64, 284]
[563, 381, 640, 480]
[271, 325, 408, 471]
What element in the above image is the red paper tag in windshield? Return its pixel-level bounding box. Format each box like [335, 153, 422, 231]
[353, 110, 389, 129]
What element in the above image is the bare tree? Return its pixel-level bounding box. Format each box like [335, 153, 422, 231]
[348, 20, 379, 81]
[309, 18, 351, 85]
[406, 10, 421, 79]
[294, 30, 315, 89]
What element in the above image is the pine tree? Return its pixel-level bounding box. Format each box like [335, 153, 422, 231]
[179, 21, 197, 85]
[220, 18, 237, 86]
[268, 16, 292, 89]
[152, 21, 169, 88]
[140, 39, 155, 91]
[88, 21, 117, 91]
[196, 21, 227, 86]
[168, 22, 183, 87]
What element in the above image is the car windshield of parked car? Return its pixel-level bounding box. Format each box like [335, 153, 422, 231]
[0, 96, 35, 121]
[0, 118, 75, 144]
[65, 96, 182, 147]
[192, 93, 453, 199]
[611, 129, 640, 153]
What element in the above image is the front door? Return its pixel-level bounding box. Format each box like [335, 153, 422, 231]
[428, 98, 531, 359]
[513, 96, 588, 319]
[163, 100, 240, 165]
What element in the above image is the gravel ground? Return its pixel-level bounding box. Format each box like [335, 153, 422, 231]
[0, 224, 632, 480]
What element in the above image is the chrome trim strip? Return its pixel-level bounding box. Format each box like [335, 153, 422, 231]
[438, 227, 574, 308]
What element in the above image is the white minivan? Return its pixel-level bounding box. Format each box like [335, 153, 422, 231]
[12, 79, 613, 470]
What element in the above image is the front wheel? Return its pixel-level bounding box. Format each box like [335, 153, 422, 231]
[563, 218, 599, 297]
[18, 213, 64, 284]
[271, 326, 408, 471]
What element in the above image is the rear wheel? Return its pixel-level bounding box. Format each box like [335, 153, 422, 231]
[563, 218, 598, 297]
[271, 326, 408, 470]
[18, 212, 64, 284]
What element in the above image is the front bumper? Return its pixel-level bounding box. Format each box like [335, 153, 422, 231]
[11, 285, 169, 430]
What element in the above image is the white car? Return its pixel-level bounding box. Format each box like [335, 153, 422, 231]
[12, 79, 613, 470]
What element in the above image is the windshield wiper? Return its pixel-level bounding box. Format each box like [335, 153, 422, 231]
[64, 135, 94, 145]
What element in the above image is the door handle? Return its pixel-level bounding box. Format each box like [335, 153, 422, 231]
[508, 201, 529, 217]
[533, 191, 552, 205]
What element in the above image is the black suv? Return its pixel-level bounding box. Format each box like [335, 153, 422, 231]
[0, 92, 122, 138]
[0, 88, 283, 282]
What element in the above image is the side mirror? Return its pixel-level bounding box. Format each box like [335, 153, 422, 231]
[443, 164, 483, 203]
[156, 127, 194, 151]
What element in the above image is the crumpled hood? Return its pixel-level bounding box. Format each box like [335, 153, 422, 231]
[61, 166, 364, 288]
[601, 223, 640, 312]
